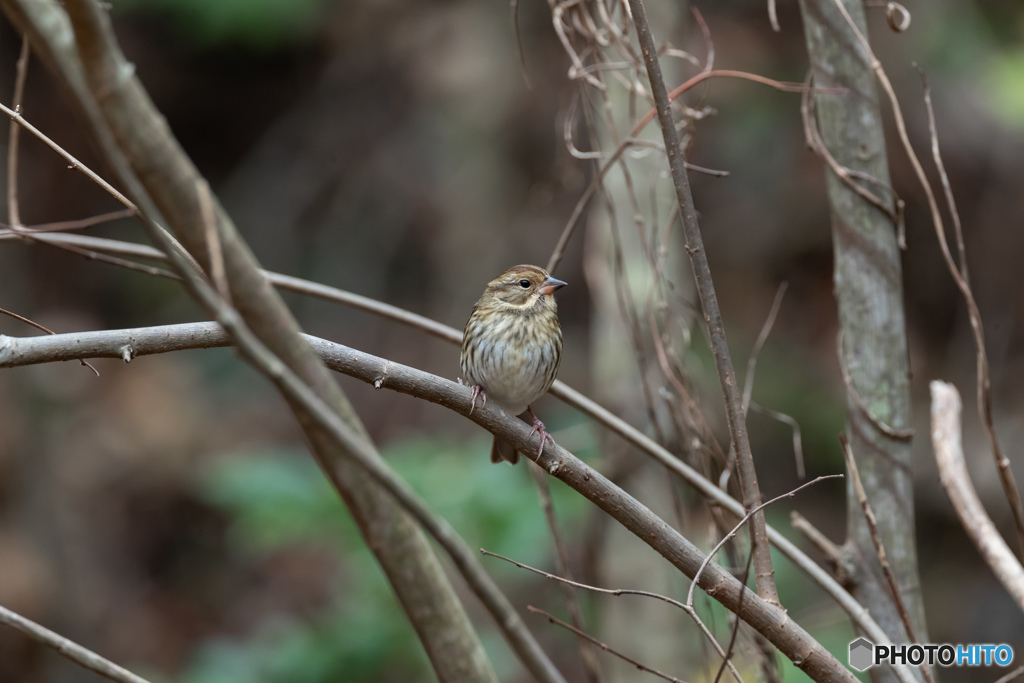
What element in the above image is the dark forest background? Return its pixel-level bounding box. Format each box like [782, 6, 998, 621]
[1, 0, 1023, 681]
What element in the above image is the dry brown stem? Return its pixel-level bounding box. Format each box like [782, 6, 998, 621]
[930, 382, 1024, 613]
[0, 605, 151, 683]
[483, 549, 744, 683]
[840, 435, 934, 683]
[528, 607, 686, 683]
[626, 0, 778, 606]
[527, 463, 604, 683]
[6, 36, 29, 230]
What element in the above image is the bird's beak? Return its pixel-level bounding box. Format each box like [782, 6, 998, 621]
[538, 276, 567, 296]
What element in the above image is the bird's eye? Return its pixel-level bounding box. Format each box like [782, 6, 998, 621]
[518, 279, 531, 288]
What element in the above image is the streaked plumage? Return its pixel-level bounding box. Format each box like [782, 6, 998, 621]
[461, 265, 565, 464]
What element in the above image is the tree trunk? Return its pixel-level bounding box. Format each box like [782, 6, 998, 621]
[797, 1, 928, 681]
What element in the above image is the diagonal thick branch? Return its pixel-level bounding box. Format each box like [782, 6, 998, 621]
[0, 323, 860, 682]
[0, 0, 906, 669]
[2, 228, 914, 674]
[0, 0, 517, 679]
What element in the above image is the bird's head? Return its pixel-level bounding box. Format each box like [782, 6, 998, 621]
[482, 265, 567, 310]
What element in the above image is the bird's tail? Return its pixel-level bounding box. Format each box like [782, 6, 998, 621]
[490, 436, 519, 465]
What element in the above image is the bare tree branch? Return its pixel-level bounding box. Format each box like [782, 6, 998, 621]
[482, 549, 744, 683]
[930, 381, 1024, 613]
[0, 1, 511, 679]
[993, 665, 1024, 683]
[528, 606, 686, 683]
[6, 36, 29, 230]
[626, 0, 778, 606]
[0, 605, 151, 683]
[1, 322, 874, 682]
[527, 463, 604, 683]
[790, 511, 855, 586]
[840, 436, 934, 683]
[0, 305, 99, 375]
[0, 231, 908, 663]
[686, 475, 842, 610]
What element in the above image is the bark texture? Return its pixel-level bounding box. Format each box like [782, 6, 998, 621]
[798, 1, 928, 681]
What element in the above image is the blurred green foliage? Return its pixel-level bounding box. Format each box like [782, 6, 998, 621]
[987, 49, 1024, 130]
[113, 0, 328, 48]
[180, 432, 589, 683]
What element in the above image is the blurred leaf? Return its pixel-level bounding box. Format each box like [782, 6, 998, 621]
[189, 432, 589, 682]
[987, 49, 1024, 130]
[384, 430, 590, 573]
[197, 448, 355, 551]
[184, 607, 427, 683]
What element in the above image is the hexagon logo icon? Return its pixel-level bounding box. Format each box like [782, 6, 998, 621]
[849, 637, 875, 671]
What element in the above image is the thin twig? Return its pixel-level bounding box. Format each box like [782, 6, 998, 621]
[0, 604, 151, 683]
[686, 475, 842, 608]
[7, 36, 30, 231]
[993, 665, 1024, 683]
[0, 209, 134, 234]
[484, 548, 690, 609]
[51, 240, 179, 280]
[196, 178, 230, 302]
[748, 402, 804, 480]
[790, 511, 854, 585]
[627, 0, 779, 605]
[0, 99, 204, 276]
[0, 305, 59, 336]
[840, 434, 935, 683]
[528, 606, 687, 683]
[918, 70, 968, 286]
[655, 70, 837, 133]
[483, 549, 744, 683]
[0, 306, 99, 376]
[527, 463, 604, 683]
[741, 282, 787, 418]
[721, 283, 790, 488]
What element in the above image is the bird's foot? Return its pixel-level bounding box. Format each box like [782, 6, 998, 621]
[527, 406, 554, 458]
[469, 385, 487, 415]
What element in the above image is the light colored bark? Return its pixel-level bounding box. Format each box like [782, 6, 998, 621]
[798, 1, 928, 681]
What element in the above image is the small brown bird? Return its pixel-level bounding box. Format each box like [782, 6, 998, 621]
[461, 265, 566, 464]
